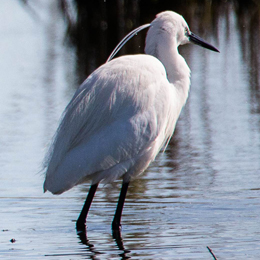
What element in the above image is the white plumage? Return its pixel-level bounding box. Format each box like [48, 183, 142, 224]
[44, 54, 181, 194]
[43, 11, 218, 230]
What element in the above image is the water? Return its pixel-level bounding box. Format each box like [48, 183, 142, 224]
[1, 0, 260, 259]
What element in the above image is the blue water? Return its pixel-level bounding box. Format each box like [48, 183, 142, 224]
[1, 1, 260, 259]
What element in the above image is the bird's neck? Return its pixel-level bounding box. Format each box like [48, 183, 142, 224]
[161, 48, 191, 102]
[145, 39, 191, 103]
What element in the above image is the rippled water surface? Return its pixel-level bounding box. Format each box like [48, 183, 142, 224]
[1, 0, 260, 259]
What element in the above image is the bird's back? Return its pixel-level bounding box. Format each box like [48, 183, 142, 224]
[44, 54, 179, 194]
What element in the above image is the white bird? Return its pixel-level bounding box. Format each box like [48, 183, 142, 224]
[43, 11, 219, 231]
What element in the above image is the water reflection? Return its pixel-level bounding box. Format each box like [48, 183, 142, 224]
[78, 229, 131, 259]
[112, 231, 131, 259]
[235, 1, 260, 115]
[77, 230, 104, 259]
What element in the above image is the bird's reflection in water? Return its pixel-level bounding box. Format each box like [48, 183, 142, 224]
[112, 230, 131, 259]
[77, 228, 131, 259]
[77, 229, 102, 259]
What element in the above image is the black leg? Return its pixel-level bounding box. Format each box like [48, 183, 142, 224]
[76, 183, 98, 232]
[112, 182, 129, 231]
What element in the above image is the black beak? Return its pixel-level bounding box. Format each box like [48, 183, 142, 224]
[189, 32, 219, 53]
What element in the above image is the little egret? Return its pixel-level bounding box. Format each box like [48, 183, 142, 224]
[43, 11, 219, 231]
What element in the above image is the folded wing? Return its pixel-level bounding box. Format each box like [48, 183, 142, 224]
[44, 55, 176, 194]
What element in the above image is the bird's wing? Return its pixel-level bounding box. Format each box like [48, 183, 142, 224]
[44, 55, 175, 194]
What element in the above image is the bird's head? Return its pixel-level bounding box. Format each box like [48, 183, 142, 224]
[146, 11, 219, 53]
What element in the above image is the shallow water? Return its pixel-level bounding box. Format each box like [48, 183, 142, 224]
[1, 0, 260, 259]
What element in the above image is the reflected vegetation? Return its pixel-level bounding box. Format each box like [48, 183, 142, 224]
[235, 0, 260, 114]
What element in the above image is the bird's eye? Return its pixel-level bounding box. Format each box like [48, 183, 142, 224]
[185, 28, 189, 36]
